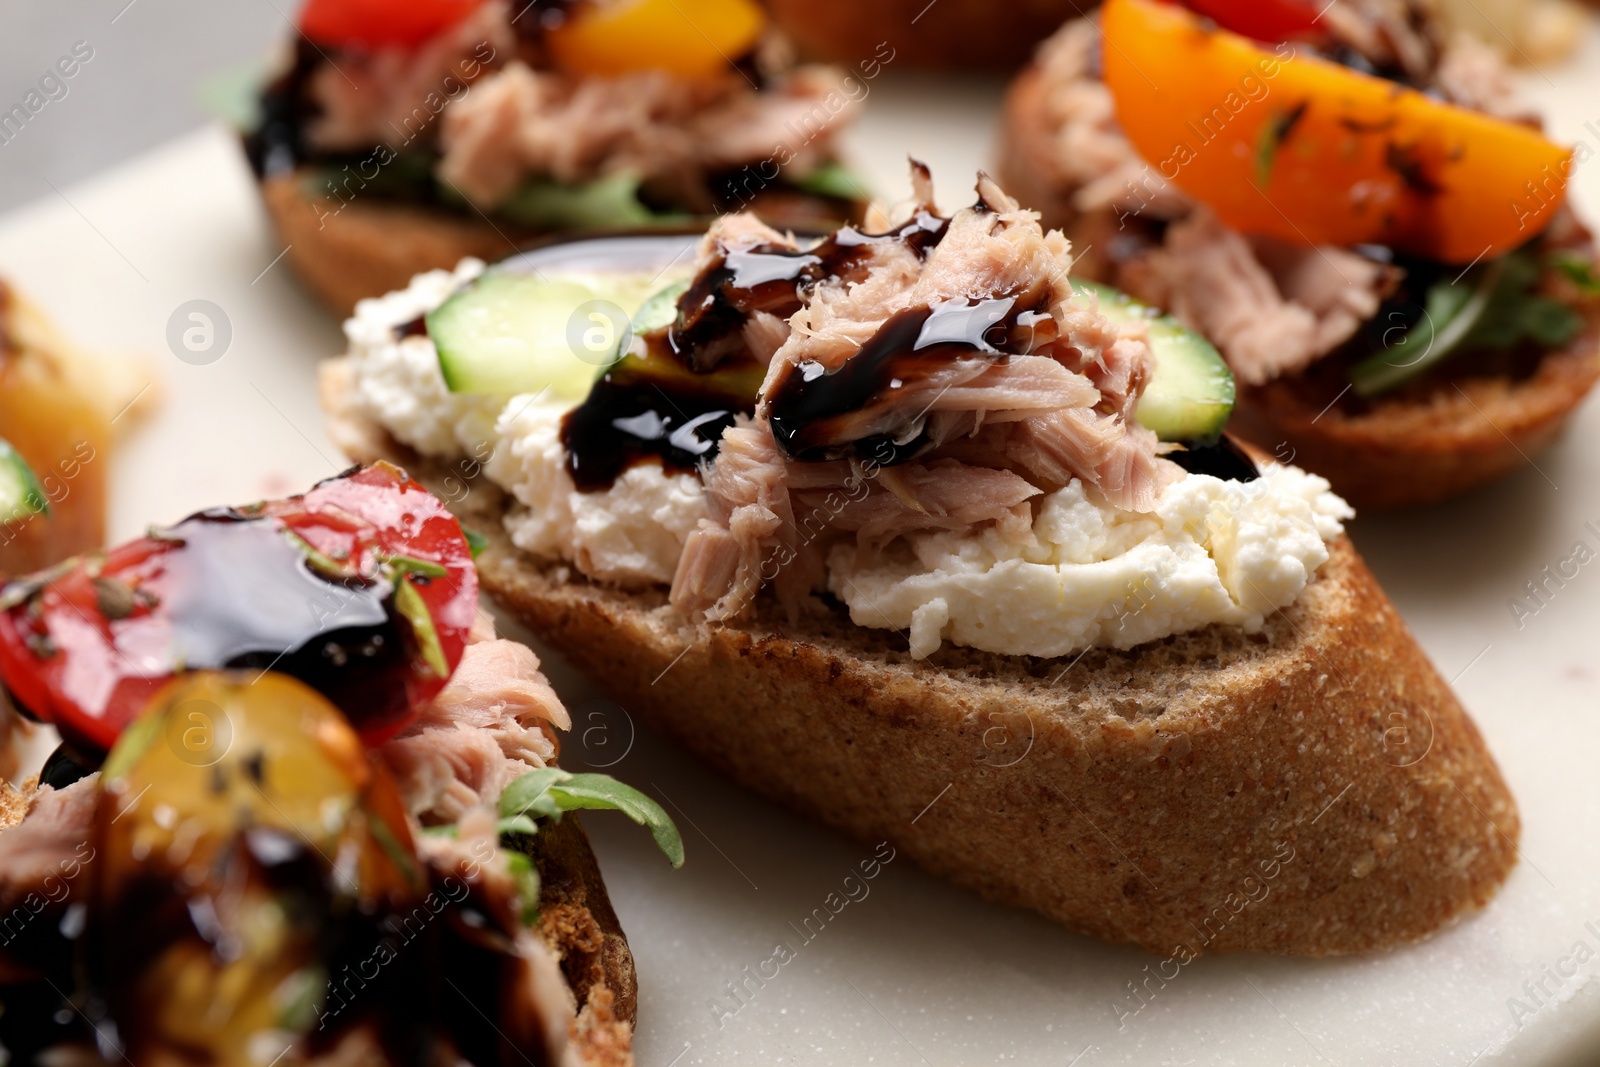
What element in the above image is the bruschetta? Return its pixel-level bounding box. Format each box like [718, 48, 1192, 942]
[321, 170, 1518, 956]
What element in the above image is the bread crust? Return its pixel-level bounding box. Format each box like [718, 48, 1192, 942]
[523, 814, 639, 1063]
[998, 66, 1600, 511]
[261, 168, 864, 317]
[262, 171, 538, 317]
[323, 365, 1520, 957]
[1228, 326, 1600, 510]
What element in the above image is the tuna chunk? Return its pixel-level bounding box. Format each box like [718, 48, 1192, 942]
[379, 618, 570, 824]
[669, 170, 1182, 619]
[438, 61, 855, 211]
[1128, 210, 1397, 385]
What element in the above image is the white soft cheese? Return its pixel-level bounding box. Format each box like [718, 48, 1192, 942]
[487, 401, 706, 587]
[345, 258, 505, 457]
[347, 262, 1353, 659]
[828, 466, 1352, 659]
[346, 261, 706, 586]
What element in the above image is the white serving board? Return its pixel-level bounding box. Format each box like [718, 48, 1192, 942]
[3, 47, 1600, 1067]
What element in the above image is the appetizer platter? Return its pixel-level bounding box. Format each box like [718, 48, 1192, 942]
[2, 0, 1600, 1064]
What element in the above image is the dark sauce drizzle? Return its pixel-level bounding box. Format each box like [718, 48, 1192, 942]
[242, 38, 325, 179]
[767, 296, 1039, 466]
[560, 210, 951, 490]
[1168, 436, 1260, 483]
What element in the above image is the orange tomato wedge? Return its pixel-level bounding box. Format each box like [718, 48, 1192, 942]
[1100, 0, 1573, 264]
[548, 0, 767, 81]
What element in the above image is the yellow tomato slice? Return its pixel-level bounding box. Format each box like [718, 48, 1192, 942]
[1100, 0, 1574, 264]
[549, 0, 768, 81]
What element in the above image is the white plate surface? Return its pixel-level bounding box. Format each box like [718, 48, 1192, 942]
[2, 46, 1600, 1067]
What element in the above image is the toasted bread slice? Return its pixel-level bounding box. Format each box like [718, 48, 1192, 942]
[1229, 321, 1600, 510]
[998, 67, 1600, 511]
[324, 361, 1520, 957]
[261, 168, 862, 317]
[261, 171, 541, 318]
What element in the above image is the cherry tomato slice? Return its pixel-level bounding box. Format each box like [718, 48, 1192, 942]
[547, 0, 768, 81]
[1180, 0, 1324, 42]
[299, 0, 487, 49]
[0, 463, 477, 751]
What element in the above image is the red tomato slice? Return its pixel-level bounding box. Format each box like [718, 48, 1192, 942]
[0, 463, 478, 751]
[299, 0, 488, 49]
[1181, 0, 1325, 41]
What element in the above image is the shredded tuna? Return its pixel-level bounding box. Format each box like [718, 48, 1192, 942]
[1319, 0, 1439, 83]
[307, 0, 517, 152]
[1032, 20, 1191, 220]
[1434, 31, 1538, 121]
[379, 618, 570, 824]
[1125, 210, 1397, 385]
[436, 60, 854, 210]
[669, 170, 1182, 620]
[302, 0, 857, 212]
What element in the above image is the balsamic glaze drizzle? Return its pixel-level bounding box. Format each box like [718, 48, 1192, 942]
[560, 210, 952, 490]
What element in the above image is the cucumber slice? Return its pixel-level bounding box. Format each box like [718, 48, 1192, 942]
[1071, 279, 1235, 443]
[430, 272, 663, 400]
[631, 278, 690, 336]
[0, 439, 48, 523]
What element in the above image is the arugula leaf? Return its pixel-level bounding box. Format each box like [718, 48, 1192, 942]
[791, 161, 873, 203]
[493, 172, 663, 230]
[1550, 251, 1600, 296]
[504, 850, 542, 926]
[0, 438, 49, 522]
[500, 768, 685, 868]
[1351, 249, 1583, 398]
[497, 814, 540, 837]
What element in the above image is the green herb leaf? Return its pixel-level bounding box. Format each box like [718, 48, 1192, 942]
[282, 529, 360, 582]
[1550, 250, 1600, 296]
[1351, 249, 1584, 397]
[492, 172, 664, 230]
[462, 527, 489, 559]
[384, 554, 448, 579]
[500, 768, 685, 869]
[791, 160, 872, 203]
[504, 849, 542, 926]
[1254, 101, 1308, 190]
[392, 574, 450, 679]
[0, 438, 49, 523]
[499, 768, 568, 822]
[497, 814, 540, 837]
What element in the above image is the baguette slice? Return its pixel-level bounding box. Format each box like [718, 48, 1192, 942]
[998, 64, 1600, 511]
[1227, 323, 1600, 510]
[324, 362, 1520, 957]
